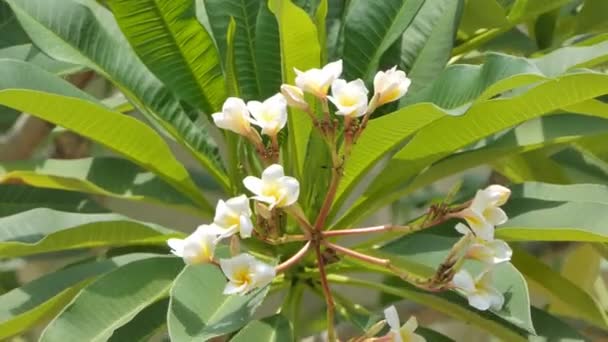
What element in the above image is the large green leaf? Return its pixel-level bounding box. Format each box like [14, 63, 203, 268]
[0, 44, 80, 75]
[497, 199, 608, 242]
[0, 157, 201, 216]
[230, 314, 293, 342]
[376, 233, 534, 334]
[342, 0, 424, 81]
[508, 182, 608, 205]
[0, 254, 152, 340]
[529, 306, 587, 341]
[0, 208, 177, 257]
[168, 264, 270, 340]
[269, 0, 320, 176]
[40, 256, 183, 342]
[334, 73, 608, 228]
[107, 0, 225, 114]
[109, 298, 169, 342]
[6, 0, 228, 189]
[400, 116, 608, 202]
[0, 185, 105, 216]
[331, 41, 608, 222]
[511, 246, 608, 328]
[255, 2, 282, 99]
[0, 89, 213, 213]
[206, 0, 262, 100]
[398, 0, 462, 100]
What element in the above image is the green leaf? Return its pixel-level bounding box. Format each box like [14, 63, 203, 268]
[0, 254, 153, 340]
[0, 44, 80, 76]
[335, 72, 608, 228]
[107, 0, 225, 114]
[230, 314, 293, 342]
[7, 0, 228, 189]
[206, 0, 262, 100]
[0, 185, 105, 216]
[377, 233, 535, 334]
[511, 246, 608, 328]
[0, 89, 213, 213]
[498, 200, 608, 242]
[109, 298, 169, 342]
[254, 2, 282, 99]
[269, 0, 320, 176]
[342, 0, 424, 81]
[400, 115, 608, 205]
[40, 256, 183, 342]
[493, 150, 571, 184]
[529, 306, 587, 342]
[508, 182, 608, 205]
[0, 208, 176, 258]
[168, 264, 270, 340]
[575, 0, 608, 34]
[459, 0, 509, 36]
[398, 0, 463, 100]
[0, 157, 201, 217]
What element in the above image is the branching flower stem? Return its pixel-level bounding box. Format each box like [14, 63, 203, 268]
[314, 242, 337, 342]
[275, 241, 312, 273]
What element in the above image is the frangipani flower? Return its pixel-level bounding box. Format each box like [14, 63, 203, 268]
[167, 224, 224, 264]
[220, 253, 275, 295]
[295, 60, 342, 97]
[212, 97, 252, 136]
[466, 237, 512, 266]
[243, 164, 300, 209]
[383, 306, 426, 342]
[247, 93, 288, 136]
[213, 195, 254, 239]
[280, 84, 308, 110]
[374, 66, 411, 106]
[328, 79, 369, 117]
[452, 269, 504, 311]
[457, 184, 511, 241]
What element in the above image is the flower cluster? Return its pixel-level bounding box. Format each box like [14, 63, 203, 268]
[167, 163, 300, 295]
[450, 185, 513, 311]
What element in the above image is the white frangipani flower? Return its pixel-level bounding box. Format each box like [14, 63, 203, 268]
[373, 66, 411, 105]
[220, 253, 275, 295]
[294, 60, 342, 97]
[243, 164, 300, 209]
[247, 93, 288, 136]
[167, 225, 223, 265]
[383, 306, 426, 342]
[212, 97, 251, 136]
[457, 184, 511, 241]
[466, 238, 513, 266]
[213, 195, 254, 239]
[327, 79, 369, 117]
[280, 84, 308, 110]
[452, 269, 504, 311]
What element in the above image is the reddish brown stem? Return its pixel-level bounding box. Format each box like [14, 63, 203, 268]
[324, 241, 389, 266]
[322, 224, 414, 237]
[275, 241, 312, 273]
[314, 243, 337, 341]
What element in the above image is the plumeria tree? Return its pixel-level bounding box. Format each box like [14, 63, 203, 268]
[1, 0, 608, 341]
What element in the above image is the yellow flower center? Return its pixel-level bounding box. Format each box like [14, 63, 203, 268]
[339, 94, 358, 107]
[262, 182, 284, 205]
[191, 243, 211, 264]
[380, 88, 400, 104]
[234, 267, 252, 286]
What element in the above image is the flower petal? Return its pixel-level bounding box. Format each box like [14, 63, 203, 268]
[167, 238, 185, 257]
[489, 239, 512, 264]
[486, 207, 508, 226]
[261, 164, 285, 181]
[383, 305, 401, 330]
[484, 184, 511, 206]
[452, 270, 476, 293]
[243, 176, 263, 196]
[252, 260, 276, 288]
[468, 293, 492, 311]
[223, 282, 249, 295]
[239, 215, 254, 238]
[220, 253, 255, 282]
[401, 316, 418, 333]
[454, 222, 472, 236]
[278, 176, 300, 207]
